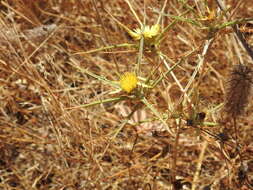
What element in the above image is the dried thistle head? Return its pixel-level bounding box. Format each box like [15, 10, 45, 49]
[224, 64, 253, 117]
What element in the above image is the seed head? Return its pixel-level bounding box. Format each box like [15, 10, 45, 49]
[224, 64, 253, 117]
[120, 72, 138, 93]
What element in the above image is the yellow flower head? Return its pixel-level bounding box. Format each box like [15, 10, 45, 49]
[128, 24, 160, 42]
[120, 72, 138, 93]
[143, 24, 160, 39]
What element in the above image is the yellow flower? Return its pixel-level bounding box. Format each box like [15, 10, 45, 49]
[143, 24, 160, 39]
[128, 24, 160, 41]
[120, 72, 138, 93]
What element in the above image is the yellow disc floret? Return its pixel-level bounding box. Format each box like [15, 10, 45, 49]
[120, 72, 138, 93]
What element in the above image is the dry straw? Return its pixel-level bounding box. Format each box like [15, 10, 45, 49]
[224, 64, 253, 118]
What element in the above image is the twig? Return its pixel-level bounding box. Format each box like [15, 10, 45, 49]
[192, 141, 208, 190]
[215, 0, 253, 61]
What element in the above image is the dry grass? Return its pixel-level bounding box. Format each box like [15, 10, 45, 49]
[0, 0, 253, 189]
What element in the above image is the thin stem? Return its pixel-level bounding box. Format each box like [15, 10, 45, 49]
[215, 0, 253, 61]
[93, 0, 120, 73]
[125, 0, 143, 27]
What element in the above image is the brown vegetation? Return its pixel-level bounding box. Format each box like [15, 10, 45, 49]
[0, 0, 253, 189]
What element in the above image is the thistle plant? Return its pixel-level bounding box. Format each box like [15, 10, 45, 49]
[68, 1, 253, 189]
[71, 0, 240, 137]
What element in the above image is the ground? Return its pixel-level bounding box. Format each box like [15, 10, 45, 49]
[0, 0, 253, 190]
